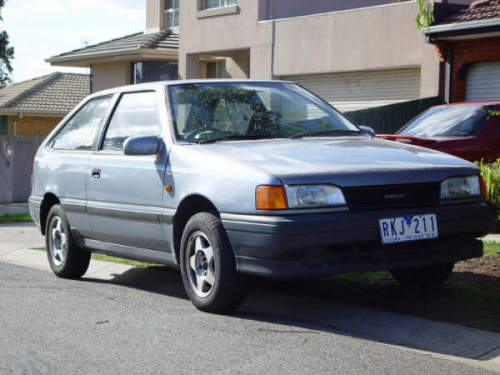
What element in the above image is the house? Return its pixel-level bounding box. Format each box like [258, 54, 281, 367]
[0, 72, 90, 136]
[425, 0, 500, 103]
[47, 0, 473, 113]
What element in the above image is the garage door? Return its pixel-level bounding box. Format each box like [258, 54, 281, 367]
[466, 61, 500, 101]
[285, 68, 421, 112]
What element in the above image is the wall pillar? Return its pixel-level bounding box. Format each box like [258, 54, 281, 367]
[250, 45, 274, 79]
[179, 53, 201, 79]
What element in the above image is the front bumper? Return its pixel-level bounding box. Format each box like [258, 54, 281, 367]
[221, 200, 495, 278]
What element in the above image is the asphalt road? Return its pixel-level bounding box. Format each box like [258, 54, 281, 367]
[0, 261, 498, 375]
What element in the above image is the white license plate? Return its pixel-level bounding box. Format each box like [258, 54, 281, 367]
[378, 214, 438, 245]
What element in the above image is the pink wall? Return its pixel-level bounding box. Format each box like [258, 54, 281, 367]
[259, 0, 474, 20]
[261, 0, 395, 20]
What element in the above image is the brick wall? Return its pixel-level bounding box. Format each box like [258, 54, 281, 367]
[8, 115, 62, 136]
[449, 37, 500, 102]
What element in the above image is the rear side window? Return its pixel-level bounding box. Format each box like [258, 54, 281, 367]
[102, 91, 161, 152]
[52, 96, 112, 150]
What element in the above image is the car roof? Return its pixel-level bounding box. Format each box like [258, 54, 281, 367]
[88, 79, 295, 99]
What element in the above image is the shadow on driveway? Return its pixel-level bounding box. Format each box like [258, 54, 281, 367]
[81, 265, 500, 362]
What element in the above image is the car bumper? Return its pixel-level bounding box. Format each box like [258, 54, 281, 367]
[221, 200, 496, 278]
[28, 195, 42, 230]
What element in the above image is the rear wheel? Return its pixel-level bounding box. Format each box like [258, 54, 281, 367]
[45, 205, 90, 279]
[180, 212, 245, 313]
[390, 262, 454, 289]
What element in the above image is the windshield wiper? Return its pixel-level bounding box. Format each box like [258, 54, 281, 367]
[289, 129, 362, 139]
[197, 134, 280, 144]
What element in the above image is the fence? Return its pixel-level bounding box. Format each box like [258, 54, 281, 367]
[344, 97, 442, 134]
[0, 135, 45, 158]
[0, 136, 45, 203]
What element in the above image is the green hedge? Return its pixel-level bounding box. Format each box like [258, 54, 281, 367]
[477, 160, 500, 223]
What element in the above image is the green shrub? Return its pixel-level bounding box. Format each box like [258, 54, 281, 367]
[477, 159, 500, 221]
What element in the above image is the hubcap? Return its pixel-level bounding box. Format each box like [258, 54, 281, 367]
[186, 232, 216, 298]
[48, 216, 67, 267]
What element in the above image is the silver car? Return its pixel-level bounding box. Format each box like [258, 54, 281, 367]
[29, 80, 495, 312]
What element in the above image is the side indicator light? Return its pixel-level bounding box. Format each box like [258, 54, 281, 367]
[256, 185, 288, 210]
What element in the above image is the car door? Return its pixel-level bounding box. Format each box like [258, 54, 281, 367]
[86, 90, 169, 250]
[44, 95, 114, 238]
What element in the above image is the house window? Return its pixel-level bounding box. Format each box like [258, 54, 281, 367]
[201, 0, 237, 10]
[132, 61, 179, 84]
[164, 0, 179, 29]
[0, 116, 8, 135]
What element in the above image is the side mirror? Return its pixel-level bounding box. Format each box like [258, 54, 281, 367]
[359, 126, 376, 137]
[124, 136, 161, 156]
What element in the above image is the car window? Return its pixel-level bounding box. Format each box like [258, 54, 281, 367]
[52, 96, 112, 150]
[168, 82, 358, 141]
[398, 105, 489, 137]
[102, 91, 161, 152]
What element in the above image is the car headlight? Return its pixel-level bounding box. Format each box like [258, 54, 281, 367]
[286, 185, 346, 208]
[256, 185, 347, 210]
[440, 176, 481, 200]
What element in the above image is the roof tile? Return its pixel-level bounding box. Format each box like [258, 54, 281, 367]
[0, 73, 90, 115]
[48, 29, 179, 61]
[439, 0, 500, 24]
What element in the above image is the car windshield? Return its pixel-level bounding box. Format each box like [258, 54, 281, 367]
[168, 82, 360, 142]
[398, 105, 489, 137]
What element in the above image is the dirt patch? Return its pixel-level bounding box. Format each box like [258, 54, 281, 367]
[256, 253, 500, 333]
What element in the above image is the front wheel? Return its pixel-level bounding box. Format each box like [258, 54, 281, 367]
[180, 212, 245, 313]
[390, 262, 454, 289]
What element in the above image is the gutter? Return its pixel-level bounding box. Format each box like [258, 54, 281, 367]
[46, 46, 142, 63]
[46, 47, 179, 64]
[425, 17, 500, 38]
[0, 110, 67, 118]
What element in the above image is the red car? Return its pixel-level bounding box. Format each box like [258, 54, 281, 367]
[378, 101, 500, 163]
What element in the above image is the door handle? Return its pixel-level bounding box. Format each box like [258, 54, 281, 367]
[91, 168, 101, 179]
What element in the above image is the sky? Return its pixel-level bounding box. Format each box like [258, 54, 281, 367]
[2, 0, 146, 83]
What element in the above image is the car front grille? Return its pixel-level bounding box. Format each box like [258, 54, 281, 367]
[343, 183, 440, 211]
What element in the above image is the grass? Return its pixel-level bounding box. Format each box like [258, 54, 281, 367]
[34, 248, 154, 268]
[90, 254, 154, 268]
[0, 213, 33, 224]
[484, 240, 500, 255]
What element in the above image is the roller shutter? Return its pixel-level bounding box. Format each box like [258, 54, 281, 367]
[285, 68, 421, 112]
[465, 61, 500, 101]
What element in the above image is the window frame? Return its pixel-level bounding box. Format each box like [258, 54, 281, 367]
[131, 61, 179, 84]
[199, 0, 237, 10]
[164, 0, 179, 30]
[96, 90, 164, 155]
[48, 94, 116, 153]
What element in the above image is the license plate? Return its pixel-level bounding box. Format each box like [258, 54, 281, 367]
[378, 214, 438, 245]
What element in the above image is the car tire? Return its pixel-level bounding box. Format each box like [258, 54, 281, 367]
[180, 212, 245, 313]
[45, 205, 91, 279]
[390, 262, 454, 289]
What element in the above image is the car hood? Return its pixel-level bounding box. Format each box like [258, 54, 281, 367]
[193, 137, 478, 186]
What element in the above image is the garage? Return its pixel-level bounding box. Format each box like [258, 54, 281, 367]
[285, 68, 421, 113]
[465, 61, 500, 101]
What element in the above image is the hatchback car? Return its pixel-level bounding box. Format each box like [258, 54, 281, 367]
[30, 80, 496, 313]
[378, 101, 500, 162]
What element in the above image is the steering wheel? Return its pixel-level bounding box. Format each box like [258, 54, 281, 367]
[247, 110, 282, 136]
[184, 126, 219, 140]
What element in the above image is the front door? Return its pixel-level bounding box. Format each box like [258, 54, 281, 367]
[86, 90, 169, 250]
[47, 95, 114, 237]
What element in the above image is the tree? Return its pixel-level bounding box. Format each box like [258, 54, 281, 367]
[0, 0, 14, 86]
[415, 0, 434, 29]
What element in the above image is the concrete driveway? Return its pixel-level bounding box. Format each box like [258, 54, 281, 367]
[1, 223, 500, 374]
